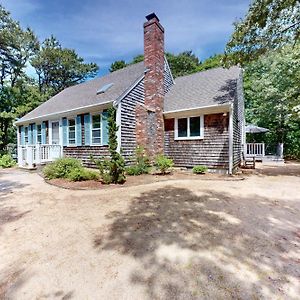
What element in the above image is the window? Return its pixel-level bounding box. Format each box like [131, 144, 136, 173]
[24, 126, 29, 144]
[92, 114, 101, 144]
[175, 116, 204, 139]
[37, 124, 42, 143]
[68, 119, 76, 145]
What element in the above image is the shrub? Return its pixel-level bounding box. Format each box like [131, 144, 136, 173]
[0, 154, 16, 168]
[43, 157, 82, 180]
[154, 155, 174, 175]
[66, 168, 99, 181]
[192, 165, 208, 174]
[126, 146, 151, 176]
[126, 165, 141, 176]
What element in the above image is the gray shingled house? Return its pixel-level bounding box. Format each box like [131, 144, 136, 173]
[15, 13, 245, 174]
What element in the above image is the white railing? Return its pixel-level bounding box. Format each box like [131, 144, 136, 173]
[18, 144, 62, 168]
[245, 143, 265, 159]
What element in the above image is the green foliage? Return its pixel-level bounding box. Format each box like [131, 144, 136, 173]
[125, 146, 151, 176]
[192, 165, 208, 174]
[92, 107, 126, 184]
[31, 35, 99, 94]
[244, 42, 300, 158]
[109, 60, 126, 72]
[130, 54, 144, 64]
[197, 54, 224, 72]
[43, 158, 98, 182]
[224, 0, 300, 66]
[166, 51, 200, 77]
[0, 154, 16, 168]
[66, 168, 99, 182]
[154, 155, 174, 175]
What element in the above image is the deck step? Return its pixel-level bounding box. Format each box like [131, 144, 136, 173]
[262, 156, 285, 165]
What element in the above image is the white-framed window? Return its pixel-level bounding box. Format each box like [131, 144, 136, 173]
[68, 118, 76, 145]
[91, 114, 102, 145]
[175, 115, 204, 140]
[37, 124, 42, 144]
[24, 126, 29, 144]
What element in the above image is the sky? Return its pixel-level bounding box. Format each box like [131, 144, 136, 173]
[1, 0, 250, 76]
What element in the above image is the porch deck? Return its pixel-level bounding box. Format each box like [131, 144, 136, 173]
[18, 144, 62, 168]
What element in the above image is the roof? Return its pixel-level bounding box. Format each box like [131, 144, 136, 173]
[164, 66, 241, 112]
[18, 62, 145, 123]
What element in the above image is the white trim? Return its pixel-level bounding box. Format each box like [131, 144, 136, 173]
[116, 103, 122, 153]
[164, 55, 175, 84]
[228, 104, 233, 175]
[14, 100, 113, 125]
[164, 103, 231, 117]
[174, 115, 204, 140]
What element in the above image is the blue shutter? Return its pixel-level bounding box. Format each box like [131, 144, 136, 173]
[84, 114, 91, 146]
[62, 118, 68, 146]
[102, 111, 108, 145]
[41, 122, 47, 144]
[20, 126, 25, 145]
[76, 115, 82, 146]
[28, 124, 33, 144]
[32, 124, 37, 144]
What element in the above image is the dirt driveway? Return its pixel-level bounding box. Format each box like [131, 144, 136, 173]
[0, 164, 300, 299]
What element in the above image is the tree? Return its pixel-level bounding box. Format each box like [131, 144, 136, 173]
[31, 36, 99, 94]
[166, 51, 200, 77]
[106, 106, 126, 184]
[224, 0, 300, 66]
[109, 60, 126, 72]
[197, 54, 224, 72]
[244, 42, 300, 158]
[130, 54, 144, 64]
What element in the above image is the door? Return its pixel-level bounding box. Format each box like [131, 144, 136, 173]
[52, 121, 60, 145]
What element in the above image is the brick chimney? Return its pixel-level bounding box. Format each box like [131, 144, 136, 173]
[136, 13, 165, 158]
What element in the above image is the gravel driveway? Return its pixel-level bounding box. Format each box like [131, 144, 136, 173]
[0, 164, 300, 299]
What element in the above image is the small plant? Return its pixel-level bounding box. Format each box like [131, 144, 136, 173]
[126, 165, 141, 176]
[154, 154, 174, 175]
[0, 154, 16, 168]
[192, 165, 208, 174]
[126, 146, 151, 176]
[66, 168, 99, 181]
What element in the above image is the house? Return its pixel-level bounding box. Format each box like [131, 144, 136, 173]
[15, 13, 245, 174]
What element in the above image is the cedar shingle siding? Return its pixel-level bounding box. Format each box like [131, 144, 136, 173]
[164, 114, 230, 171]
[232, 73, 244, 170]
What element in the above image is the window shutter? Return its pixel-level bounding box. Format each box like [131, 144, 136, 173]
[32, 124, 37, 144]
[84, 114, 91, 146]
[62, 118, 68, 146]
[76, 115, 82, 146]
[28, 124, 33, 144]
[102, 111, 108, 145]
[41, 122, 47, 144]
[20, 126, 25, 145]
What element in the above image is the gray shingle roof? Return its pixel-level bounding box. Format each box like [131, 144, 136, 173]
[18, 62, 145, 123]
[164, 66, 241, 112]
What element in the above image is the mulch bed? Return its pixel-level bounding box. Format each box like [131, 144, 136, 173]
[44, 170, 245, 190]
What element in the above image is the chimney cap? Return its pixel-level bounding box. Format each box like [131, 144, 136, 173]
[145, 13, 159, 22]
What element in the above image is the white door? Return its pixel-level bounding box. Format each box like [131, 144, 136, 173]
[52, 121, 60, 145]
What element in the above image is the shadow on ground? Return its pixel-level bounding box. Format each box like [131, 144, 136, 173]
[256, 163, 300, 177]
[94, 186, 300, 299]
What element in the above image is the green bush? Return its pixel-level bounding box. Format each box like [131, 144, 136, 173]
[0, 154, 16, 168]
[126, 146, 151, 176]
[192, 165, 208, 174]
[43, 157, 99, 182]
[43, 157, 82, 180]
[126, 165, 141, 176]
[154, 155, 174, 175]
[66, 168, 99, 181]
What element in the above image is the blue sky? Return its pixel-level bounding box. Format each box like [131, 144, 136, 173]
[1, 0, 250, 76]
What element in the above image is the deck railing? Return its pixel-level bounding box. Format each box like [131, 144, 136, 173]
[18, 144, 62, 168]
[245, 143, 265, 159]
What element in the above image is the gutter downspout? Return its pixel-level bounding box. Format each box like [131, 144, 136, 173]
[228, 104, 233, 175]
